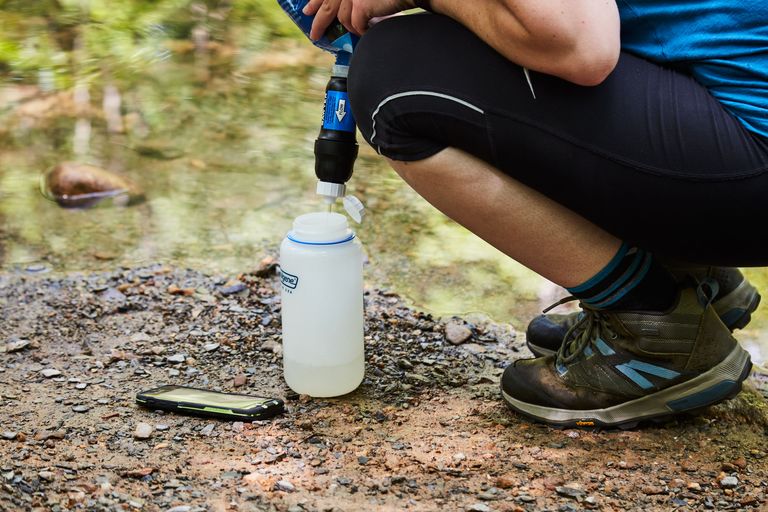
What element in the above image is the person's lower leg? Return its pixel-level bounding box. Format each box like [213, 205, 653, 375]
[388, 148, 676, 311]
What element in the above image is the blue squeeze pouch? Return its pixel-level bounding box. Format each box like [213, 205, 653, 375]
[277, 0, 359, 61]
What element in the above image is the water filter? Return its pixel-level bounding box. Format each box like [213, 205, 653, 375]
[280, 212, 364, 397]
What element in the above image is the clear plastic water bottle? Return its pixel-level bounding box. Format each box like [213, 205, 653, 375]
[280, 212, 364, 397]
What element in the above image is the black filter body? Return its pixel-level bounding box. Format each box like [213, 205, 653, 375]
[315, 74, 359, 184]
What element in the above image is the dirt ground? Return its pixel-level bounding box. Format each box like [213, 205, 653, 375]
[2, 263, 768, 512]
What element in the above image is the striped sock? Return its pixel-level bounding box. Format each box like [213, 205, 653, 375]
[567, 243, 678, 312]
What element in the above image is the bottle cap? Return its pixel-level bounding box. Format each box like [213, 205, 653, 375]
[290, 212, 351, 243]
[343, 195, 365, 224]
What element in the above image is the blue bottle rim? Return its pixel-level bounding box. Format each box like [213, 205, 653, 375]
[286, 232, 355, 246]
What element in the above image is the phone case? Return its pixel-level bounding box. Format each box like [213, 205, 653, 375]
[136, 385, 285, 421]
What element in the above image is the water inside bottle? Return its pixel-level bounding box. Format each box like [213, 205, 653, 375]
[283, 353, 364, 397]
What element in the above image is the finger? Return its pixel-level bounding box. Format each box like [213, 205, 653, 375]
[337, 1, 356, 35]
[302, 0, 323, 16]
[351, 6, 369, 35]
[309, 0, 341, 40]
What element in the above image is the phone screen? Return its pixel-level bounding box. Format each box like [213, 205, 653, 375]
[142, 385, 272, 410]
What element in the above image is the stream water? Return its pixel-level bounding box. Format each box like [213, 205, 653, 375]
[1, 3, 767, 365]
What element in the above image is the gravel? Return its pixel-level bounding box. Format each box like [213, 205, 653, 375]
[0, 264, 766, 512]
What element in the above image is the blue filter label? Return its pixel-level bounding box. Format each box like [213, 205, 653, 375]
[323, 90, 356, 132]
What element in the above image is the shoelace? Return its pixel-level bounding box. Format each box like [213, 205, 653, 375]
[555, 305, 618, 366]
[545, 277, 720, 368]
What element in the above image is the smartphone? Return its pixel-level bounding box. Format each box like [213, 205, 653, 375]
[136, 385, 284, 421]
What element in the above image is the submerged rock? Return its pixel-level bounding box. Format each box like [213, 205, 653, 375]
[44, 162, 144, 208]
[133, 141, 184, 160]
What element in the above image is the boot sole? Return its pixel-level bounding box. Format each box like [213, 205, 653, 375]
[526, 284, 762, 358]
[501, 345, 752, 429]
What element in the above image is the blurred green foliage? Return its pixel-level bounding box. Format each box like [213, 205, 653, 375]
[0, 0, 299, 87]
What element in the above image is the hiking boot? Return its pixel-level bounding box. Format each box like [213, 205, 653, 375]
[527, 267, 760, 357]
[502, 282, 753, 428]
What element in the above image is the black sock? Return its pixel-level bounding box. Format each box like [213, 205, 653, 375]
[567, 243, 678, 312]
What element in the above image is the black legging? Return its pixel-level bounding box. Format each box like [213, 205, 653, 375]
[347, 14, 768, 266]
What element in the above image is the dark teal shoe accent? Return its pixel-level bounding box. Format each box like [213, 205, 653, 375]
[666, 381, 740, 412]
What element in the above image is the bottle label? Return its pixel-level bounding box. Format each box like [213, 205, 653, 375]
[323, 91, 356, 133]
[281, 269, 299, 291]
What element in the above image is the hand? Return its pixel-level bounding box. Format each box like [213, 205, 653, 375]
[303, 0, 415, 40]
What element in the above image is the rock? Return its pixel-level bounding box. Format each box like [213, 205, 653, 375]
[219, 280, 247, 296]
[167, 354, 186, 364]
[642, 485, 665, 495]
[494, 475, 516, 489]
[133, 423, 153, 440]
[445, 322, 472, 345]
[44, 162, 144, 208]
[233, 374, 247, 387]
[732, 457, 747, 469]
[200, 424, 215, 436]
[556, 486, 585, 499]
[275, 479, 295, 492]
[255, 256, 278, 277]
[130, 332, 152, 343]
[467, 504, 491, 512]
[358, 456, 369, 465]
[720, 476, 738, 489]
[38, 471, 54, 481]
[72, 405, 90, 413]
[203, 343, 220, 352]
[167, 507, 192, 512]
[155, 424, 170, 432]
[2, 432, 18, 440]
[5, 339, 31, 353]
[687, 482, 702, 491]
[122, 467, 155, 478]
[75, 383, 88, 390]
[133, 141, 184, 160]
[41, 369, 62, 378]
[168, 285, 195, 296]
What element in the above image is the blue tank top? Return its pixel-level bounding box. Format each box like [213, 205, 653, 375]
[617, 0, 768, 138]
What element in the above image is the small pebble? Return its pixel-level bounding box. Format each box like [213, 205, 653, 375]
[720, 476, 738, 489]
[134, 422, 153, 439]
[6, 340, 30, 353]
[466, 504, 490, 512]
[167, 354, 186, 364]
[275, 479, 295, 492]
[445, 322, 472, 345]
[2, 432, 18, 440]
[200, 424, 215, 436]
[72, 405, 90, 413]
[203, 343, 220, 352]
[556, 485, 585, 499]
[219, 281, 247, 296]
[155, 424, 170, 432]
[41, 369, 62, 378]
[38, 471, 54, 481]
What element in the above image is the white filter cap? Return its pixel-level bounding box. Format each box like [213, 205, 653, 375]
[291, 212, 351, 243]
[316, 181, 346, 199]
[343, 195, 365, 224]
